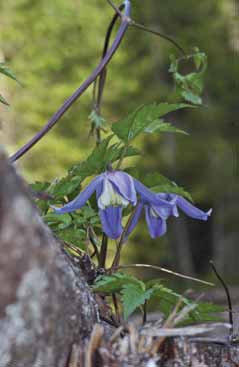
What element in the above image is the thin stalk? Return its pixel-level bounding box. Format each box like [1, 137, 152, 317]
[111, 204, 139, 270]
[99, 233, 108, 268]
[106, 0, 124, 18]
[142, 300, 148, 325]
[88, 226, 100, 263]
[210, 260, 234, 335]
[114, 263, 215, 286]
[92, 3, 125, 144]
[130, 20, 186, 56]
[97, 4, 125, 109]
[10, 1, 131, 162]
[112, 293, 121, 324]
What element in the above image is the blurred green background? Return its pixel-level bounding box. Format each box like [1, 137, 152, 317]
[0, 0, 238, 294]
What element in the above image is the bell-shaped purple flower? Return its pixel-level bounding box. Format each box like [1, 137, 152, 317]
[52, 170, 173, 239]
[126, 193, 212, 239]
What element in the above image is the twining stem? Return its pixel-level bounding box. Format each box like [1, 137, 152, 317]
[99, 233, 108, 268]
[111, 204, 139, 270]
[114, 264, 215, 286]
[129, 21, 186, 56]
[10, 1, 131, 162]
[107, 0, 124, 18]
[92, 3, 125, 144]
[210, 260, 234, 335]
[10, 0, 187, 162]
[108, 0, 186, 56]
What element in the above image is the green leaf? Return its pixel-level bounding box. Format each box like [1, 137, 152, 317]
[122, 284, 154, 320]
[93, 272, 144, 294]
[70, 135, 140, 178]
[181, 90, 202, 105]
[112, 103, 191, 142]
[55, 228, 86, 248]
[185, 302, 225, 324]
[49, 175, 83, 200]
[30, 181, 51, 192]
[72, 205, 100, 226]
[89, 110, 106, 129]
[43, 212, 72, 229]
[0, 62, 20, 83]
[151, 284, 191, 306]
[0, 94, 9, 106]
[144, 119, 188, 135]
[169, 49, 207, 106]
[127, 170, 193, 202]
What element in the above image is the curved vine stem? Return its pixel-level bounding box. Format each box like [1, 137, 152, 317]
[10, 1, 131, 163]
[10, 0, 186, 162]
[91, 3, 125, 144]
[129, 21, 186, 56]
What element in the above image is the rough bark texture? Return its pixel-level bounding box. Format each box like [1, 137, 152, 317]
[0, 150, 239, 367]
[0, 151, 98, 367]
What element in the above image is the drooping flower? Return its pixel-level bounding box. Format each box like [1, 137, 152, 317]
[52, 170, 173, 239]
[126, 193, 212, 239]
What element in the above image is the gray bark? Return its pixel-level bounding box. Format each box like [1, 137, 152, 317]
[0, 150, 98, 367]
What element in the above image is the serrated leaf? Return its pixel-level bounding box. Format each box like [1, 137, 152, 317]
[151, 284, 191, 306]
[127, 170, 193, 202]
[72, 205, 100, 226]
[122, 284, 154, 320]
[30, 181, 51, 192]
[0, 62, 20, 83]
[144, 119, 188, 135]
[0, 94, 9, 106]
[112, 103, 191, 142]
[148, 173, 193, 202]
[93, 272, 144, 294]
[49, 176, 83, 200]
[55, 228, 86, 248]
[43, 212, 72, 229]
[180, 302, 224, 325]
[169, 49, 207, 106]
[70, 135, 140, 178]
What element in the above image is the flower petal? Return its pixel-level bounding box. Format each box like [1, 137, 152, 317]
[145, 205, 167, 238]
[176, 196, 212, 221]
[107, 171, 137, 205]
[52, 175, 103, 214]
[125, 202, 144, 239]
[99, 206, 123, 239]
[133, 179, 174, 208]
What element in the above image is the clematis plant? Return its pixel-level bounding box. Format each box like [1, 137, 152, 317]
[53, 169, 174, 239]
[126, 193, 212, 239]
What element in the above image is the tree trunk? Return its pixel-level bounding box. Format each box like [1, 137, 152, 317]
[0, 149, 98, 367]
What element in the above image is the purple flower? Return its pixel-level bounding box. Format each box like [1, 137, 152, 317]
[52, 170, 173, 239]
[127, 193, 212, 239]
